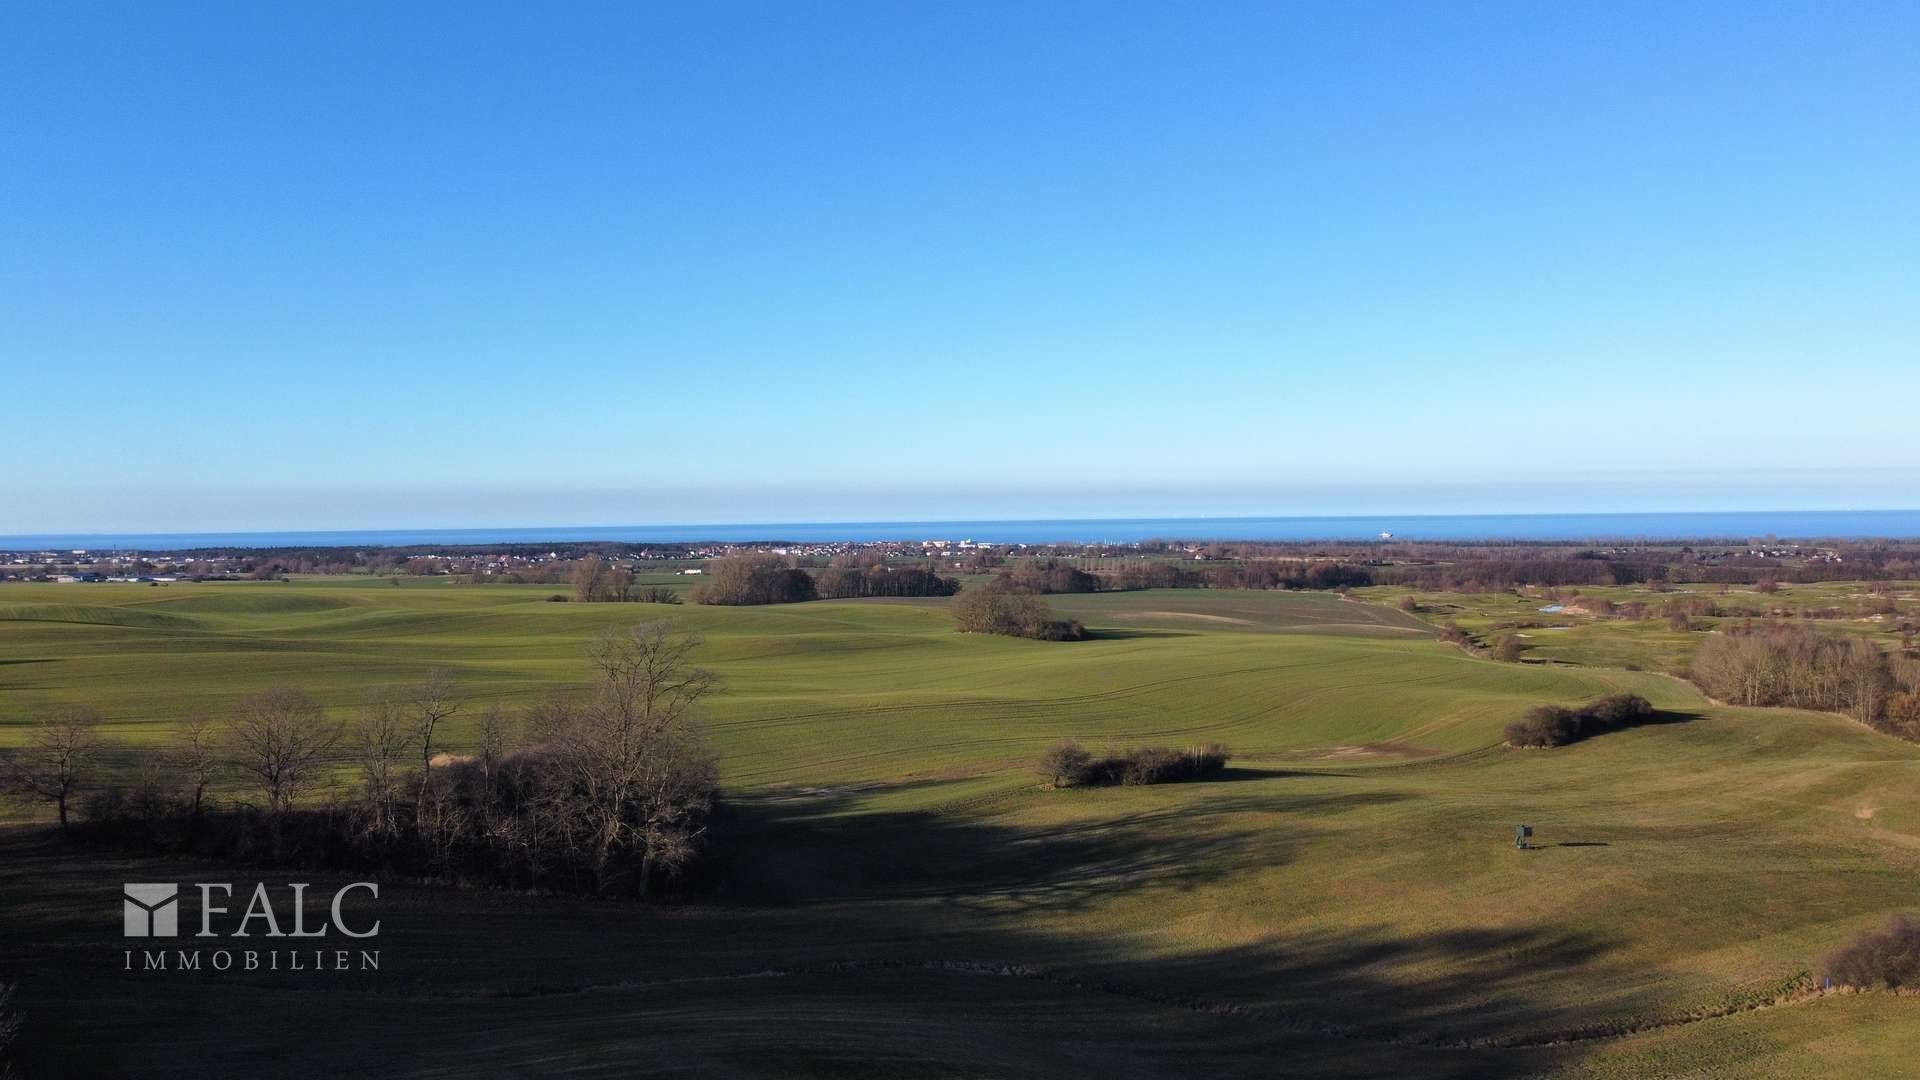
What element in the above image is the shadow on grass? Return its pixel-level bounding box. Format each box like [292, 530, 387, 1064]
[1077, 627, 1198, 641]
[705, 785, 1415, 909]
[1209, 765, 1362, 783]
[1, 781, 1619, 1080]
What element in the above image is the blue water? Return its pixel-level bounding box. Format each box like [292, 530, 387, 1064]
[6, 509, 1920, 551]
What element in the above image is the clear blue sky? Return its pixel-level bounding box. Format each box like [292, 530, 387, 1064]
[4, 2, 1916, 532]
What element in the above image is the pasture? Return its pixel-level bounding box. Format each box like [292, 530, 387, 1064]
[3, 579, 1920, 1077]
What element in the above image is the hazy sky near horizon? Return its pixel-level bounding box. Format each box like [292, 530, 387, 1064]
[4, 2, 1917, 533]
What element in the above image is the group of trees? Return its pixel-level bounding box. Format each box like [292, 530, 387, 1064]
[690, 555, 818, 606]
[565, 554, 682, 604]
[1036, 740, 1231, 787]
[687, 555, 961, 605]
[569, 554, 634, 602]
[1504, 694, 1658, 748]
[1, 623, 723, 898]
[998, 560, 1104, 594]
[950, 580, 1087, 641]
[1689, 622, 1920, 736]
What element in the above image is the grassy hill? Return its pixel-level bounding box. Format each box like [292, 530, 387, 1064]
[3, 579, 1919, 1076]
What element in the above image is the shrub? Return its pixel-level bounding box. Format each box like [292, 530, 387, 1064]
[1820, 915, 1920, 990]
[1036, 740, 1092, 788]
[634, 586, 681, 604]
[1039, 741, 1230, 787]
[1505, 694, 1656, 748]
[1506, 705, 1577, 748]
[1492, 635, 1525, 663]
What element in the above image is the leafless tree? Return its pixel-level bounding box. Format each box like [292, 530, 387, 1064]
[607, 564, 635, 603]
[408, 669, 460, 819]
[546, 622, 719, 894]
[171, 713, 220, 818]
[571, 555, 607, 603]
[2, 705, 101, 832]
[225, 688, 340, 816]
[353, 690, 411, 836]
[476, 704, 510, 782]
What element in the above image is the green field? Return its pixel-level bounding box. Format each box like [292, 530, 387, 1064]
[5, 580, 1920, 1077]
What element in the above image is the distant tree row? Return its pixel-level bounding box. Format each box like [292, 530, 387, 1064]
[686, 555, 960, 605]
[983, 557, 1374, 595]
[814, 564, 960, 599]
[0, 623, 722, 898]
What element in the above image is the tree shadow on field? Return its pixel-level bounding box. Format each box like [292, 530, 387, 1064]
[705, 781, 1422, 912]
[1209, 765, 1361, 783]
[1077, 627, 1197, 641]
[1638, 708, 1699, 728]
[3, 781, 1621, 1080]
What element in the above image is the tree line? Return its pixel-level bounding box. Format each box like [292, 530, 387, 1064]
[985, 558, 1375, 595]
[0, 622, 722, 899]
[689, 555, 959, 606]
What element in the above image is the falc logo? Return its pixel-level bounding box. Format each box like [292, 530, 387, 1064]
[122, 882, 380, 939]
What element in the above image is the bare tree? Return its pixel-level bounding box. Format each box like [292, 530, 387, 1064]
[225, 688, 340, 816]
[571, 555, 607, 603]
[607, 564, 636, 603]
[171, 713, 220, 818]
[353, 690, 411, 836]
[408, 670, 460, 820]
[2, 705, 101, 832]
[476, 703, 510, 784]
[548, 622, 720, 894]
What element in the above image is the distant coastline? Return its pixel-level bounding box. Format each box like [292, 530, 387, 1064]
[6, 509, 1920, 551]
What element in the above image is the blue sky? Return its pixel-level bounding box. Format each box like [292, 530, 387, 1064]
[3, 2, 1917, 532]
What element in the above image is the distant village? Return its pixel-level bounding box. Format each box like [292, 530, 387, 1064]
[0, 538, 1040, 584]
[0, 536, 1873, 586]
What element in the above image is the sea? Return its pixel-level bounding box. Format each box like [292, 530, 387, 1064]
[6, 509, 1920, 551]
